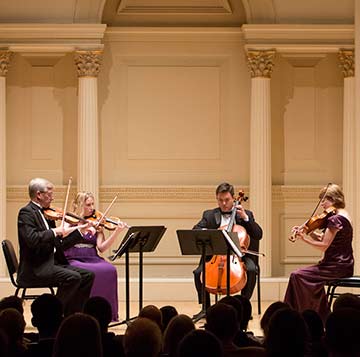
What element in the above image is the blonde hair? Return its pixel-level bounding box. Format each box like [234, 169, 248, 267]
[319, 183, 345, 209]
[72, 192, 94, 217]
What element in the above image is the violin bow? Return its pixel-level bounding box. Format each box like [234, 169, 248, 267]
[307, 182, 331, 220]
[94, 194, 119, 229]
[289, 182, 332, 242]
[61, 177, 72, 230]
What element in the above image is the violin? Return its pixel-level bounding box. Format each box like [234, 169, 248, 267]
[204, 191, 249, 295]
[43, 207, 85, 226]
[289, 206, 336, 242]
[85, 210, 130, 231]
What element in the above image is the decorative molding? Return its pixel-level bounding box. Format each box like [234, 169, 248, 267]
[0, 50, 12, 77]
[104, 27, 243, 43]
[7, 185, 324, 203]
[117, 0, 232, 14]
[0, 24, 106, 53]
[242, 24, 354, 54]
[281, 53, 326, 67]
[246, 49, 275, 78]
[74, 50, 103, 77]
[272, 185, 323, 202]
[338, 49, 354, 78]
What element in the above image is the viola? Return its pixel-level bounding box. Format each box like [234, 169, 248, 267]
[289, 206, 336, 242]
[204, 191, 249, 295]
[85, 210, 130, 231]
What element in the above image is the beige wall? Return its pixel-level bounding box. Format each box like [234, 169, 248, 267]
[3, 27, 347, 287]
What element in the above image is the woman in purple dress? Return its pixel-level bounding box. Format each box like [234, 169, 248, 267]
[62, 192, 127, 321]
[284, 183, 354, 322]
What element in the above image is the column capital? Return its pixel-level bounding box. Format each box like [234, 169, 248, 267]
[74, 50, 103, 77]
[246, 50, 276, 78]
[0, 50, 13, 77]
[338, 49, 354, 78]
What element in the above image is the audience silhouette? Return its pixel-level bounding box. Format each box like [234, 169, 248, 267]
[52, 313, 102, 357]
[162, 314, 195, 357]
[26, 294, 63, 357]
[265, 308, 309, 357]
[1, 292, 360, 357]
[84, 296, 124, 357]
[159, 305, 178, 333]
[124, 317, 162, 357]
[178, 329, 223, 357]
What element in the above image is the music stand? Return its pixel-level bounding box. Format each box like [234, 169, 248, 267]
[176, 229, 243, 322]
[109, 225, 166, 327]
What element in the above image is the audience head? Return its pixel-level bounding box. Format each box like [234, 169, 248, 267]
[0, 308, 26, 354]
[0, 295, 24, 315]
[178, 329, 223, 357]
[333, 293, 360, 312]
[163, 314, 195, 356]
[265, 308, 308, 357]
[205, 302, 239, 342]
[260, 301, 290, 337]
[138, 304, 162, 330]
[52, 313, 102, 357]
[0, 328, 8, 357]
[301, 309, 324, 341]
[124, 317, 162, 357]
[160, 305, 178, 332]
[234, 295, 252, 331]
[325, 307, 360, 356]
[218, 295, 243, 328]
[84, 296, 112, 332]
[31, 293, 63, 338]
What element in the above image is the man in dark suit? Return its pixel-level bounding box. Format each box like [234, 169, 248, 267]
[17, 177, 94, 315]
[192, 182, 263, 319]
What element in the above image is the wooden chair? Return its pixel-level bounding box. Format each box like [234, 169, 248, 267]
[325, 276, 360, 307]
[2, 239, 56, 300]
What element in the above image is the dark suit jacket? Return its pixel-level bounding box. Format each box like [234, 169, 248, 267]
[193, 207, 263, 259]
[17, 201, 67, 286]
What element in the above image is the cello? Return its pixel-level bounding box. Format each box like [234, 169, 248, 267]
[204, 191, 249, 295]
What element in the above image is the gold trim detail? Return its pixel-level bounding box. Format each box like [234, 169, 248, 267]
[338, 49, 354, 78]
[74, 50, 103, 77]
[0, 50, 12, 77]
[246, 49, 276, 78]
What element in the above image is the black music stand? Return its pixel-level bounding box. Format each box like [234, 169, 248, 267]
[176, 229, 243, 322]
[109, 225, 166, 327]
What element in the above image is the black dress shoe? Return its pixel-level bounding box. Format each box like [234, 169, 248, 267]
[192, 310, 206, 322]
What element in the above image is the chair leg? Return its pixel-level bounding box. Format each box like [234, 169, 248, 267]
[328, 285, 337, 309]
[21, 288, 26, 299]
[257, 266, 261, 315]
[15, 287, 20, 297]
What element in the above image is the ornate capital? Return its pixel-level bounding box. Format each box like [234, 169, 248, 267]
[246, 50, 276, 78]
[338, 50, 354, 78]
[0, 50, 12, 77]
[74, 50, 103, 77]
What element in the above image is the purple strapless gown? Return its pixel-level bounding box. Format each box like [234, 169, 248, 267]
[64, 233, 119, 321]
[284, 214, 354, 322]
